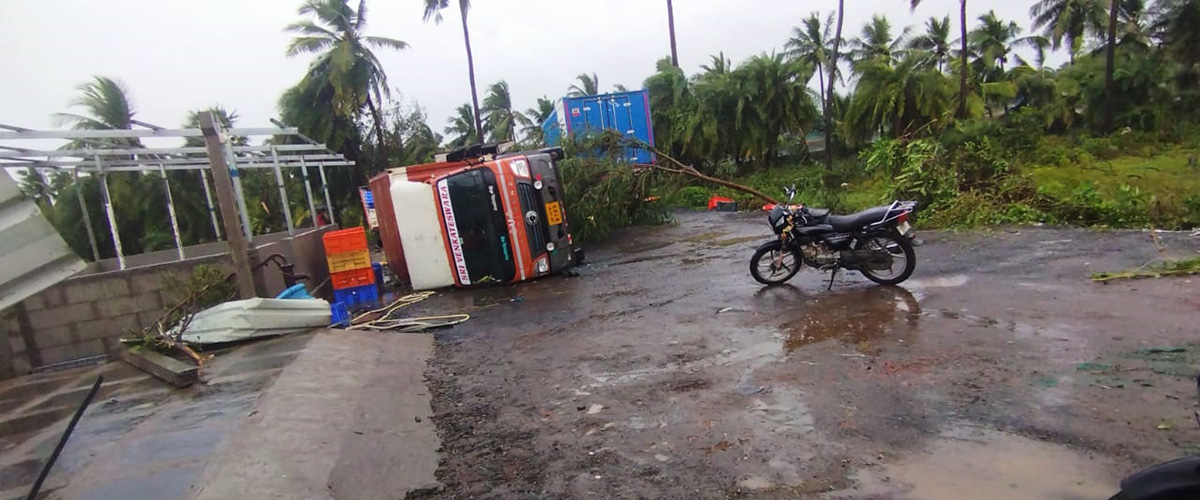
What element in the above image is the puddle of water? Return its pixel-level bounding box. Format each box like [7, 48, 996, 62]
[856, 427, 1117, 500]
[781, 287, 921, 352]
[707, 236, 761, 247]
[907, 274, 970, 289]
[747, 388, 814, 435]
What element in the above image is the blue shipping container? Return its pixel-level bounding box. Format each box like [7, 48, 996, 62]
[541, 89, 655, 163]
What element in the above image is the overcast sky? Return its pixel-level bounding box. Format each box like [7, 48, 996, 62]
[1, 0, 1060, 148]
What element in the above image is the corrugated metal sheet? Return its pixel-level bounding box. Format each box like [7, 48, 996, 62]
[0, 173, 87, 311]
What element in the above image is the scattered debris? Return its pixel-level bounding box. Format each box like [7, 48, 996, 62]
[1157, 421, 1174, 431]
[586, 404, 604, 415]
[1137, 346, 1188, 355]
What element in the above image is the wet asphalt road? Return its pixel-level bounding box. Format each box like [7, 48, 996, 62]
[416, 210, 1200, 500]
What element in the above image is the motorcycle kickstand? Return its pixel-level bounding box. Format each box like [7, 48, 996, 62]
[826, 268, 838, 291]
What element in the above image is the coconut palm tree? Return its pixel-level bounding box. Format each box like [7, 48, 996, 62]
[910, 0, 969, 118]
[844, 56, 954, 142]
[970, 11, 1023, 73]
[568, 73, 600, 96]
[1029, 0, 1107, 65]
[424, 0, 483, 141]
[445, 103, 479, 148]
[55, 76, 136, 134]
[786, 12, 836, 105]
[285, 0, 407, 157]
[518, 97, 555, 145]
[825, 0, 845, 170]
[482, 80, 518, 142]
[908, 16, 953, 72]
[850, 15, 911, 70]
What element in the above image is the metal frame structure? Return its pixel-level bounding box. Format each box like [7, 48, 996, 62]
[0, 122, 355, 270]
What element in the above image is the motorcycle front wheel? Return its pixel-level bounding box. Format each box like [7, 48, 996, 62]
[855, 233, 916, 286]
[750, 241, 802, 285]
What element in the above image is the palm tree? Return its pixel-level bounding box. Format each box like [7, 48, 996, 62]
[445, 103, 479, 148]
[910, 0, 969, 118]
[786, 12, 835, 105]
[666, 0, 680, 67]
[970, 11, 1022, 73]
[285, 0, 407, 158]
[482, 80, 517, 142]
[908, 16, 953, 72]
[850, 15, 911, 69]
[56, 77, 136, 132]
[825, 0, 845, 170]
[568, 73, 600, 96]
[518, 97, 556, 145]
[1029, 0, 1107, 65]
[845, 56, 954, 142]
[613, 83, 630, 92]
[424, 0, 483, 141]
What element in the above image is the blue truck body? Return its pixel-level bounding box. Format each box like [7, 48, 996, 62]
[542, 89, 655, 163]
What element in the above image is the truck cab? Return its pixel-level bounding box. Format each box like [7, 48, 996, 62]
[369, 145, 580, 290]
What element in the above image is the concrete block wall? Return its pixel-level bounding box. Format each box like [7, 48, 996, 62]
[0, 255, 232, 378]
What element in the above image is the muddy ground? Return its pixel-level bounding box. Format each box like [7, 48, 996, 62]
[413, 211, 1200, 500]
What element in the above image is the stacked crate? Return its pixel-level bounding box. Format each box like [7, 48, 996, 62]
[323, 227, 378, 307]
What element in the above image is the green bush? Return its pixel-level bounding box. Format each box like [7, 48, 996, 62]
[675, 186, 712, 208]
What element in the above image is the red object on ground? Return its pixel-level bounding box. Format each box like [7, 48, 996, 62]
[330, 267, 376, 290]
[323, 227, 368, 255]
[707, 196, 734, 211]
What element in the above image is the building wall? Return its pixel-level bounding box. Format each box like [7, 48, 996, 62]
[0, 225, 338, 379]
[0, 255, 233, 378]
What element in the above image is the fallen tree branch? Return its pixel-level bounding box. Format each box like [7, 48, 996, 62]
[626, 140, 780, 205]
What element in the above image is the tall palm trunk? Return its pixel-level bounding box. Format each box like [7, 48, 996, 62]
[956, 0, 969, 118]
[460, 4, 483, 142]
[366, 92, 387, 170]
[667, 0, 679, 67]
[816, 62, 826, 110]
[1103, 0, 1119, 130]
[824, 0, 844, 170]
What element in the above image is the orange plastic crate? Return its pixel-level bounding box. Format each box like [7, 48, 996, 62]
[331, 267, 376, 290]
[323, 227, 368, 255]
[327, 249, 372, 273]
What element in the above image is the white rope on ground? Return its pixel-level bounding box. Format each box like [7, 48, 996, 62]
[344, 291, 470, 332]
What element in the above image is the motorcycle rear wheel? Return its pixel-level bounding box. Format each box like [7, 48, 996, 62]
[750, 242, 802, 285]
[855, 233, 916, 286]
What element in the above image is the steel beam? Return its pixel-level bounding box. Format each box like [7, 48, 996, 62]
[0, 143, 328, 159]
[159, 165, 186, 260]
[95, 157, 125, 270]
[0, 127, 297, 140]
[72, 169, 101, 262]
[199, 169, 222, 240]
[270, 147, 295, 236]
[319, 163, 336, 225]
[299, 156, 317, 228]
[224, 140, 254, 240]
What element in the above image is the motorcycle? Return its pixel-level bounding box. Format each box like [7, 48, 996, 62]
[750, 185, 918, 287]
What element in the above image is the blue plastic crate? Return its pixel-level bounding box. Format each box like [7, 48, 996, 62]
[333, 284, 378, 309]
[330, 302, 351, 327]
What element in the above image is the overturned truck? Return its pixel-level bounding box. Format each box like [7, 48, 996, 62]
[369, 144, 583, 291]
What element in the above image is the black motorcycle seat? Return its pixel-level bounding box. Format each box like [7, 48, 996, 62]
[828, 206, 891, 232]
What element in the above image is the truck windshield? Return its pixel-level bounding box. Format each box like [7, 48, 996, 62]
[441, 168, 516, 284]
